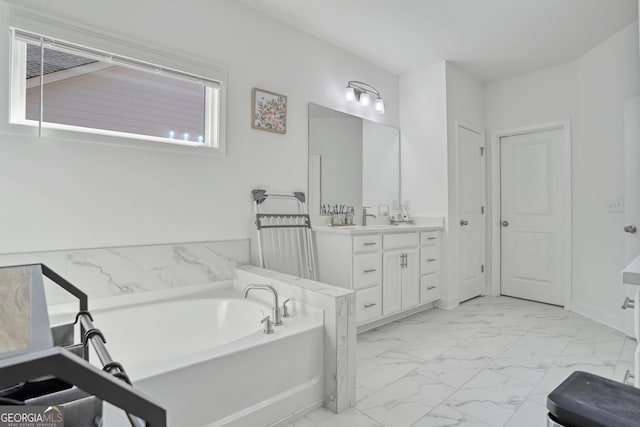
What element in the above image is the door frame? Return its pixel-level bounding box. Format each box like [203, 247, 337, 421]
[489, 120, 572, 308]
[454, 119, 487, 301]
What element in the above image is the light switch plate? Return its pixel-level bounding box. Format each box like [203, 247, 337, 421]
[608, 199, 624, 212]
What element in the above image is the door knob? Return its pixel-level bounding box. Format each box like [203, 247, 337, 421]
[502, 221, 509, 227]
[624, 225, 637, 234]
[459, 220, 469, 226]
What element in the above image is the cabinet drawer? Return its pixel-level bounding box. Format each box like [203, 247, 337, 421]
[353, 235, 382, 253]
[383, 232, 419, 250]
[353, 253, 382, 290]
[420, 231, 440, 246]
[420, 273, 441, 303]
[356, 287, 382, 324]
[420, 246, 440, 274]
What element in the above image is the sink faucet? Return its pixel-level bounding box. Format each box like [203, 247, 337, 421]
[362, 206, 377, 226]
[243, 284, 282, 325]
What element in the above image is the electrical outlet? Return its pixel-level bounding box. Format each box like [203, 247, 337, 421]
[607, 199, 624, 212]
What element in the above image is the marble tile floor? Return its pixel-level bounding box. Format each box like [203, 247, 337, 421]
[287, 296, 635, 427]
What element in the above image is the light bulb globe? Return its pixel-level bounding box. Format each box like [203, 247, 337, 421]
[360, 92, 371, 106]
[344, 87, 355, 102]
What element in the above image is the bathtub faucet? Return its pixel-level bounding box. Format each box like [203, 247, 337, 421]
[243, 284, 283, 325]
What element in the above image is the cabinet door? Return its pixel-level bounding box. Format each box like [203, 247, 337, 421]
[402, 249, 420, 309]
[382, 251, 403, 315]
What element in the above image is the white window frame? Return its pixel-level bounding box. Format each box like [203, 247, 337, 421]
[7, 26, 227, 156]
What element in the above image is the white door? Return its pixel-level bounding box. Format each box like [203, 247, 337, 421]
[624, 97, 640, 337]
[382, 251, 402, 315]
[457, 125, 485, 302]
[500, 128, 568, 306]
[401, 249, 420, 309]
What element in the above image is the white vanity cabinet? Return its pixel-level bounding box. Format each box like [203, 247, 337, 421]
[622, 255, 640, 387]
[313, 224, 443, 328]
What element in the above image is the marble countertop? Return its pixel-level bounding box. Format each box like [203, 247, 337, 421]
[623, 253, 640, 286]
[312, 223, 443, 235]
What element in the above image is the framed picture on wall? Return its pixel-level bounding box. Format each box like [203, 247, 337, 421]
[251, 88, 287, 134]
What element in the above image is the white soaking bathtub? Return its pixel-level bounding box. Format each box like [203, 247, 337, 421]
[54, 285, 325, 427]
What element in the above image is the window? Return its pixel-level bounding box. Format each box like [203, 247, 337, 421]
[9, 29, 224, 152]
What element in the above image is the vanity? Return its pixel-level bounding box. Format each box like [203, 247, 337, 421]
[622, 253, 640, 388]
[307, 103, 445, 330]
[313, 224, 443, 329]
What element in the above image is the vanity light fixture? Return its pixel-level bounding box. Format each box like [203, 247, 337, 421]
[344, 81, 385, 114]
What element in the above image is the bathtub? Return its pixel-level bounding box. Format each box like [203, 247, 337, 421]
[55, 284, 325, 426]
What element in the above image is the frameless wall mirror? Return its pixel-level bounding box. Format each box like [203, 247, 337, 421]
[308, 103, 400, 216]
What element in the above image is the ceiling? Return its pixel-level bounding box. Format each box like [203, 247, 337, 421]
[236, 0, 638, 83]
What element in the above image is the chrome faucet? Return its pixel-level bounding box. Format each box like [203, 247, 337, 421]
[243, 284, 283, 325]
[362, 206, 377, 226]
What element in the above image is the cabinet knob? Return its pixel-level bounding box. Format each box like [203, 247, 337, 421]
[460, 219, 469, 226]
[624, 225, 637, 234]
[502, 220, 509, 227]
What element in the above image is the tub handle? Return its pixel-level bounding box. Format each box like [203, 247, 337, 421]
[261, 315, 275, 334]
[282, 299, 291, 318]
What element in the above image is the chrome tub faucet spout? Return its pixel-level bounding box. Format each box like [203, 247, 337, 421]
[243, 284, 283, 325]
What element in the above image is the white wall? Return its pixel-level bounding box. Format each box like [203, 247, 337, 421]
[0, 0, 399, 255]
[485, 21, 640, 330]
[399, 61, 485, 307]
[443, 62, 486, 306]
[309, 115, 363, 209]
[399, 61, 448, 217]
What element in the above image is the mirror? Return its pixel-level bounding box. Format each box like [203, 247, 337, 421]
[308, 104, 400, 216]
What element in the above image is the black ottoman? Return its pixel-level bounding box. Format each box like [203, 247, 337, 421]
[547, 371, 640, 427]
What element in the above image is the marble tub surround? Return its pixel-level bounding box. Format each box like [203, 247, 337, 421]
[0, 239, 249, 305]
[288, 296, 634, 427]
[0, 266, 31, 353]
[235, 265, 357, 414]
[0, 265, 53, 359]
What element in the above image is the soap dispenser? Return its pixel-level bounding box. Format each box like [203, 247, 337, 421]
[400, 203, 411, 221]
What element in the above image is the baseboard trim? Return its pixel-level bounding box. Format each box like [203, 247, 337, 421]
[571, 300, 624, 333]
[435, 297, 459, 310]
[357, 302, 436, 333]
